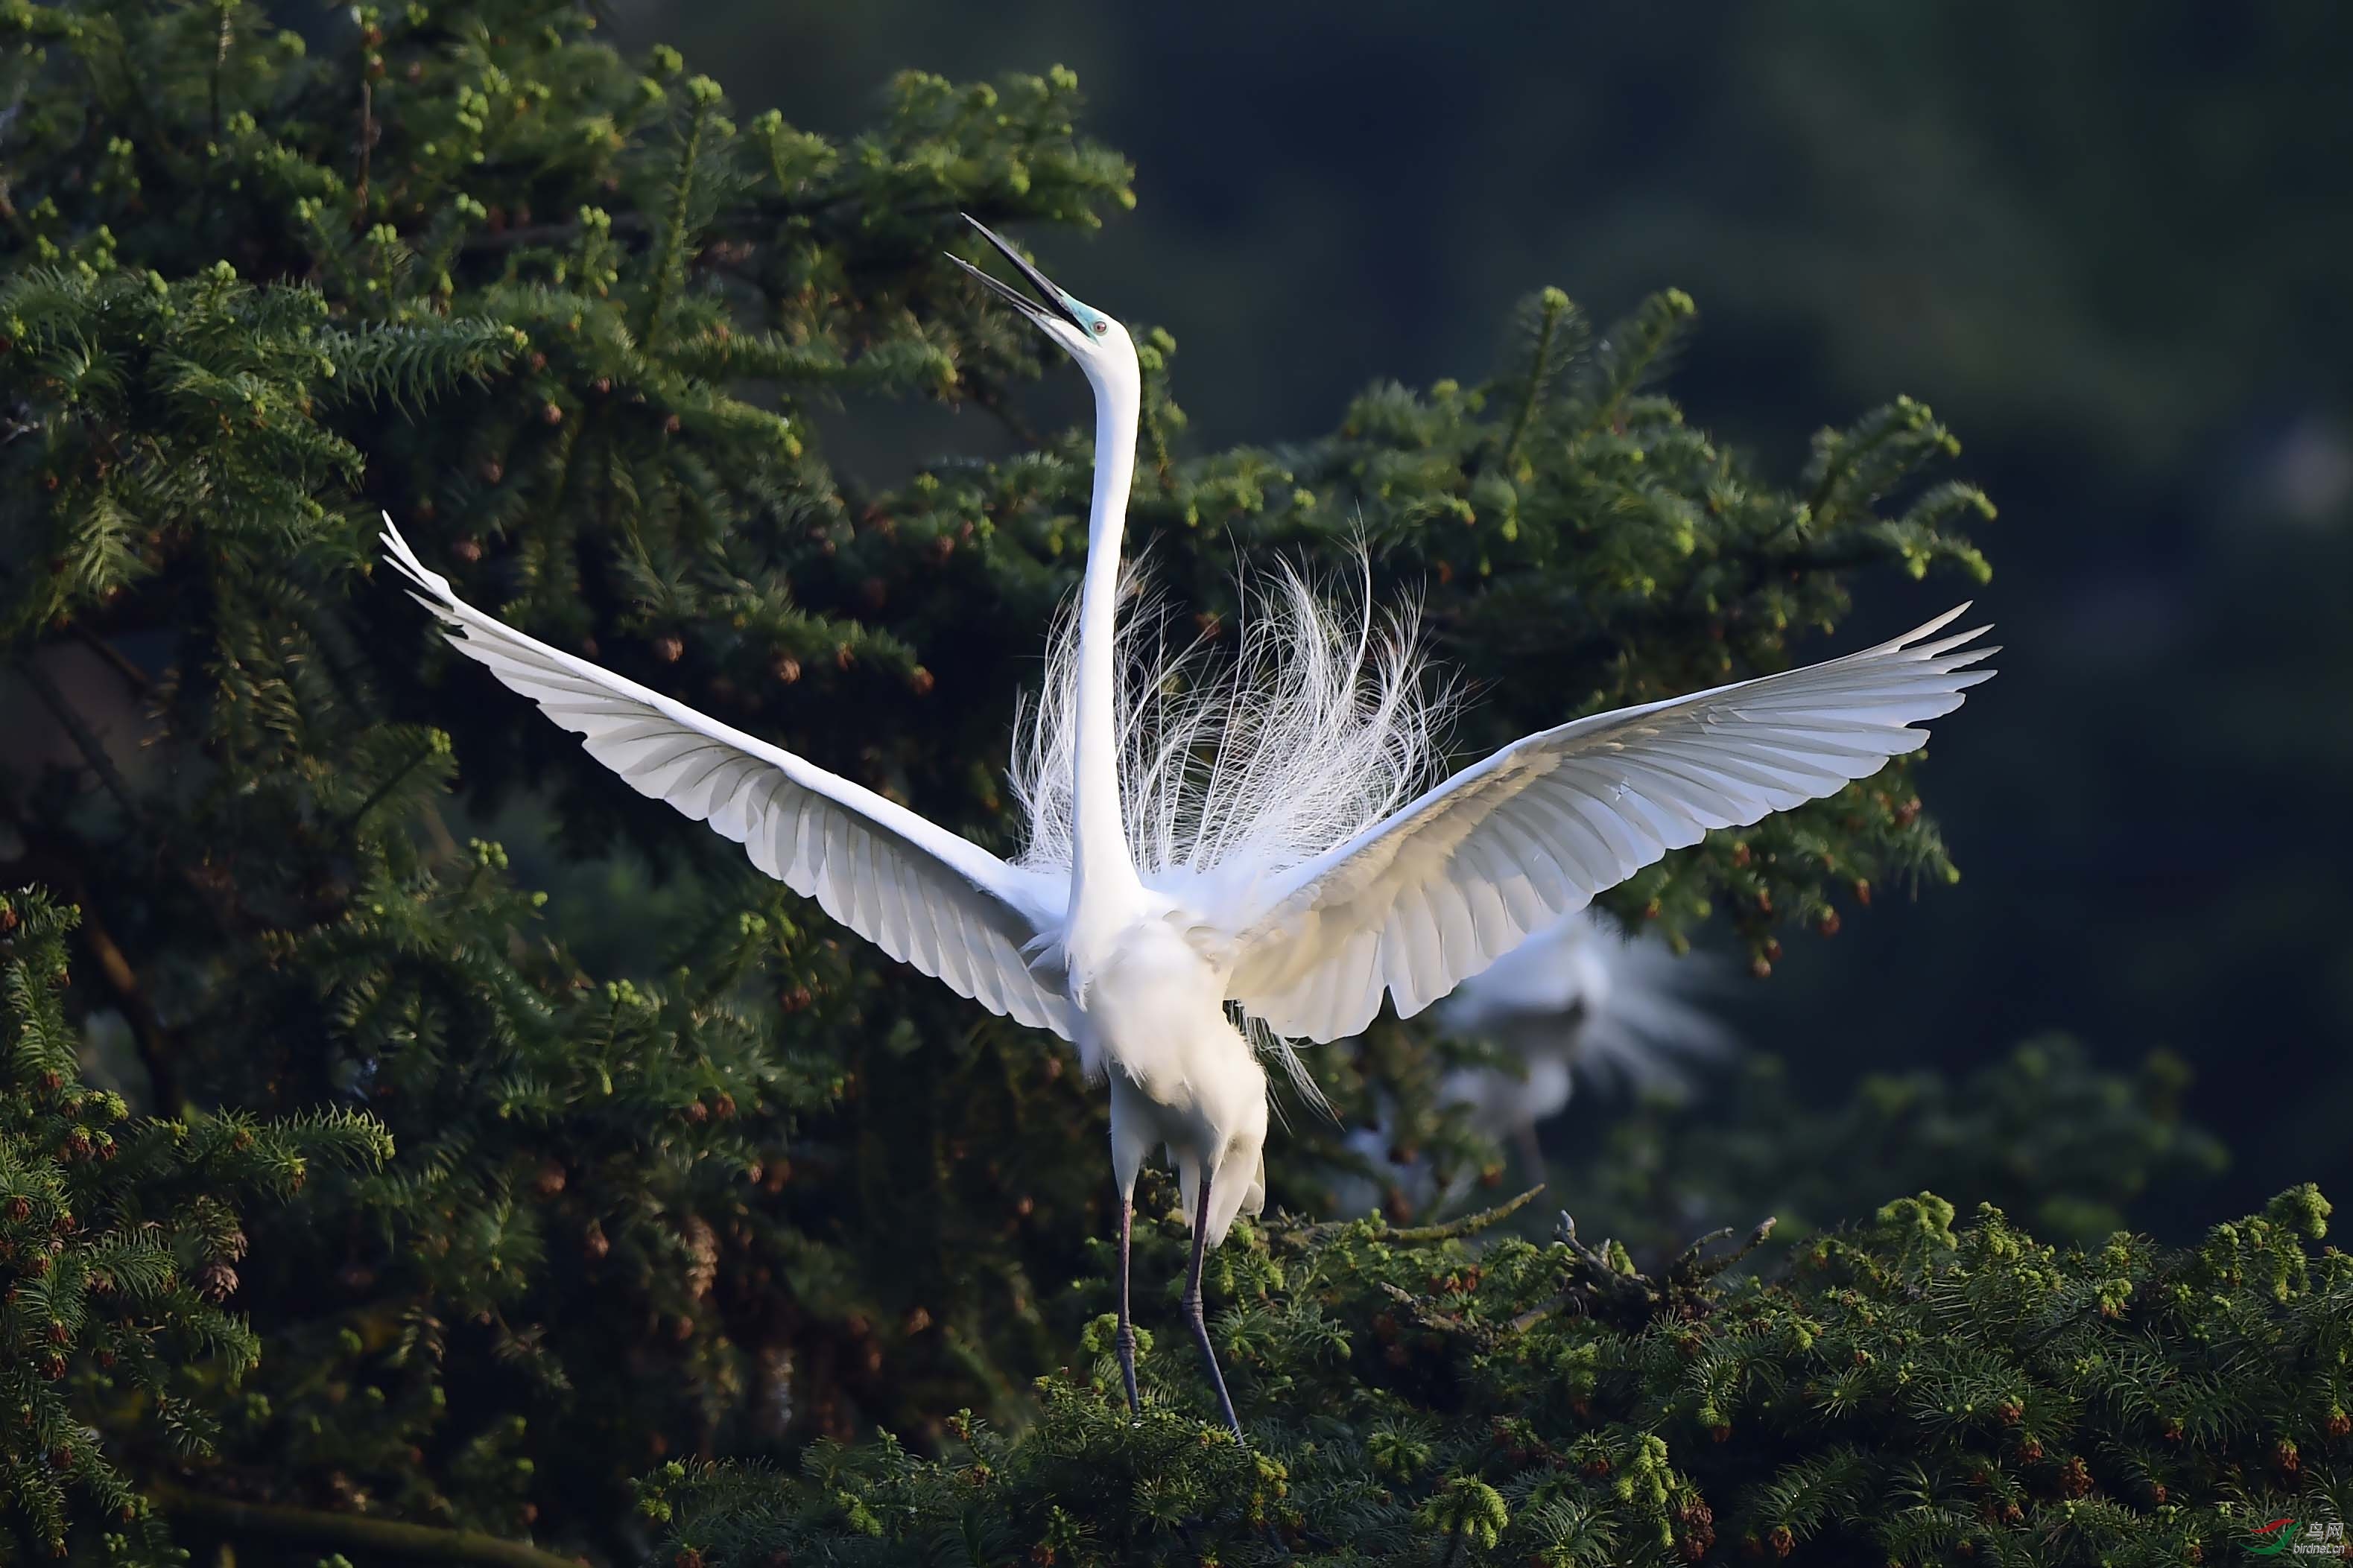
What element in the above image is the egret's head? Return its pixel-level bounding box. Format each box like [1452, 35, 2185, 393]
[947, 215, 1138, 394]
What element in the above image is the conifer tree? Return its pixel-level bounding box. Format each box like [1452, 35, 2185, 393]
[642, 1184, 2352, 1567]
[1, 890, 390, 1561]
[0, 4, 2280, 1565]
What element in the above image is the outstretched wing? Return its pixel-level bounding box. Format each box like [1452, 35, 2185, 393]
[381, 520, 1076, 1040]
[1215, 607, 1995, 1041]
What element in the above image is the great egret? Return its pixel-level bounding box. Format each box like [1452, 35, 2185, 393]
[380, 218, 1995, 1440]
[1435, 911, 1735, 1181]
[1331, 912, 1731, 1219]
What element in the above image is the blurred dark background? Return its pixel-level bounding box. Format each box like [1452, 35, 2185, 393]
[606, 0, 2353, 1225]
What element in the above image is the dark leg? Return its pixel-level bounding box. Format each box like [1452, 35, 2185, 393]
[1182, 1172, 1244, 1441]
[1115, 1192, 1141, 1415]
[1514, 1120, 1547, 1187]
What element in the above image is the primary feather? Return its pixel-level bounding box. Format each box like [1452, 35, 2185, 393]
[379, 520, 1076, 1041]
[1218, 606, 1997, 1041]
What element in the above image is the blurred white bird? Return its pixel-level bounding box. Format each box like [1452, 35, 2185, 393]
[382, 218, 1995, 1438]
[1434, 911, 1735, 1182]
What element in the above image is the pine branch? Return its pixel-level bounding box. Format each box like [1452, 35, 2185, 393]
[1267, 1185, 1545, 1253]
[1500, 288, 1573, 472]
[635, 79, 723, 349]
[149, 1482, 586, 1568]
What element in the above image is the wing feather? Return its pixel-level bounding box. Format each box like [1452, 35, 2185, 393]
[1219, 608, 1995, 1041]
[381, 519, 1074, 1041]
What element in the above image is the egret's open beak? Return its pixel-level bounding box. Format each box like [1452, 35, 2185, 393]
[945, 215, 1089, 331]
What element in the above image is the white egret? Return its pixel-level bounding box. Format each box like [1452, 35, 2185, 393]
[380, 218, 1995, 1439]
[1435, 911, 1735, 1181]
[1332, 912, 1730, 1218]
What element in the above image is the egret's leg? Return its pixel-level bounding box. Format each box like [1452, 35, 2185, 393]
[1182, 1172, 1244, 1441]
[1115, 1190, 1141, 1415]
[1514, 1120, 1547, 1186]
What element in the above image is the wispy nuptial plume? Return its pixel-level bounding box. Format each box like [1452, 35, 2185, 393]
[1013, 547, 1451, 917]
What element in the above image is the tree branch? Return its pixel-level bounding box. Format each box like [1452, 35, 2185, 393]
[150, 1481, 586, 1568]
[1267, 1184, 1544, 1254]
[72, 623, 157, 696]
[14, 653, 149, 828]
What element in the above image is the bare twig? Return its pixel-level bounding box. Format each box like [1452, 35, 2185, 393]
[1384, 1184, 1546, 1243]
[1516, 1210, 1782, 1333]
[72, 624, 156, 697]
[14, 653, 148, 828]
[1377, 1280, 1484, 1344]
[335, 742, 442, 835]
[355, 74, 374, 215]
[208, 0, 231, 147]
[1509, 1291, 1575, 1333]
[1675, 1215, 1776, 1284]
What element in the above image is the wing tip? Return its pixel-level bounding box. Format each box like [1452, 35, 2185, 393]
[1870, 603, 1993, 656]
[1905, 602, 1971, 642]
[378, 513, 456, 606]
[399, 587, 465, 629]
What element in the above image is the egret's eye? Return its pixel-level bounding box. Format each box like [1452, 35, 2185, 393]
[1092, 320, 1108, 336]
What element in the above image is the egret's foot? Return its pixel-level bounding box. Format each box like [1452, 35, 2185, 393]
[1115, 1322, 1141, 1416]
[1115, 1189, 1143, 1415]
[1182, 1170, 1247, 1444]
[1182, 1291, 1245, 1442]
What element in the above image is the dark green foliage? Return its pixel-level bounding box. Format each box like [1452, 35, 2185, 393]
[0, 263, 508, 641]
[1378, 1038, 2232, 1270]
[1549, 1038, 2229, 1255]
[640, 1187, 2352, 1566]
[1, 889, 390, 1561]
[1319, 1035, 2229, 1278]
[0, 2, 2244, 1564]
[1, 4, 1139, 1549]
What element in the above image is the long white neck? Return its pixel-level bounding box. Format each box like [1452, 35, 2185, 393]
[1067, 369, 1146, 936]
